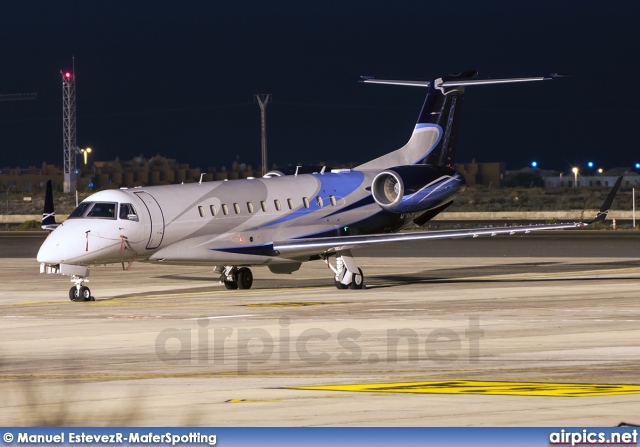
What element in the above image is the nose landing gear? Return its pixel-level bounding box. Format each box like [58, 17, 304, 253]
[68, 275, 94, 301]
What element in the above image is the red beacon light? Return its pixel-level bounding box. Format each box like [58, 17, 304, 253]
[63, 72, 73, 79]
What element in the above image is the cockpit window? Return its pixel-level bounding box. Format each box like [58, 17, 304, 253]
[68, 202, 93, 219]
[68, 202, 118, 219]
[68, 201, 118, 219]
[119, 203, 138, 220]
[85, 202, 117, 219]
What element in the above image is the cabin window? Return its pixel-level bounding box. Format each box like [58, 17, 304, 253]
[287, 198, 294, 210]
[210, 205, 217, 216]
[274, 199, 281, 211]
[119, 203, 138, 220]
[316, 196, 323, 208]
[260, 201, 268, 212]
[302, 197, 310, 208]
[233, 203, 241, 214]
[247, 202, 254, 213]
[85, 202, 117, 219]
[222, 204, 229, 215]
[329, 195, 337, 206]
[198, 206, 205, 217]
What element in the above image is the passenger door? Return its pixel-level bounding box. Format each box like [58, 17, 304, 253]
[134, 191, 165, 249]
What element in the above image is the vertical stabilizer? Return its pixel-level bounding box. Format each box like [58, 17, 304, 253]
[357, 71, 559, 171]
[42, 180, 58, 230]
[357, 71, 475, 170]
[418, 71, 475, 168]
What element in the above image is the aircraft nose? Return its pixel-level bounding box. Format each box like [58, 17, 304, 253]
[37, 233, 62, 264]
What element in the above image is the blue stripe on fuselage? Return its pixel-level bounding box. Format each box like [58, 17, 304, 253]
[322, 194, 376, 218]
[256, 171, 366, 228]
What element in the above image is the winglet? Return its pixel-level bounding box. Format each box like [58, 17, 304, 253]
[41, 180, 58, 230]
[589, 176, 623, 224]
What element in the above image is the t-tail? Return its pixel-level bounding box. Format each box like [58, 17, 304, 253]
[357, 71, 565, 170]
[42, 180, 58, 231]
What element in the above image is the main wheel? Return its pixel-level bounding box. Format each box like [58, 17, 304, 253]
[224, 280, 238, 290]
[349, 268, 364, 290]
[79, 286, 91, 301]
[69, 286, 79, 301]
[334, 279, 349, 290]
[237, 268, 253, 289]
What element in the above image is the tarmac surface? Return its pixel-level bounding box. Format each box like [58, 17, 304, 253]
[1, 230, 639, 426]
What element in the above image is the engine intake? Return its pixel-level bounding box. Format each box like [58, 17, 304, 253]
[371, 165, 465, 213]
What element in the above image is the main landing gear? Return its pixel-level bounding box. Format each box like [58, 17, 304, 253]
[219, 266, 254, 290]
[325, 249, 365, 290]
[68, 275, 94, 301]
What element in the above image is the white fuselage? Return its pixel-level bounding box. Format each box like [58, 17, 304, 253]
[37, 170, 387, 268]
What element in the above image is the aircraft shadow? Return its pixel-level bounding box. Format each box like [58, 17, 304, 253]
[100, 259, 639, 299]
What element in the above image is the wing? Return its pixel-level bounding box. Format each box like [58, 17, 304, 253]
[273, 176, 623, 259]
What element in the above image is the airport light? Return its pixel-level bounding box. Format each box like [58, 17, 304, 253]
[531, 161, 538, 168]
[598, 168, 603, 174]
[587, 161, 594, 168]
[635, 163, 640, 169]
[572, 167, 578, 187]
[80, 147, 92, 165]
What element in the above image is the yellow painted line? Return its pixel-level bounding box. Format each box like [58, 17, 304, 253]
[290, 380, 640, 397]
[0, 286, 333, 308]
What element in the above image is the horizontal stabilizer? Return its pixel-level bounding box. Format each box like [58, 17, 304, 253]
[361, 73, 566, 89]
[360, 77, 431, 88]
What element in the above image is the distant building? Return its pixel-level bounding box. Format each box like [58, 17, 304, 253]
[455, 159, 505, 187]
[0, 163, 64, 193]
[504, 167, 559, 188]
[0, 155, 261, 192]
[544, 168, 640, 188]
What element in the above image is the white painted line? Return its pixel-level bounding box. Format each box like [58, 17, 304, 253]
[184, 314, 256, 320]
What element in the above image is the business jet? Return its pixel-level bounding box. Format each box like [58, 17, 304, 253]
[37, 71, 622, 301]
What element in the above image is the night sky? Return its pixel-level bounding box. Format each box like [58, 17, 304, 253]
[1, 1, 639, 173]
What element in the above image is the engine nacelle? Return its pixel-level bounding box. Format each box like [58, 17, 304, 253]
[371, 165, 466, 213]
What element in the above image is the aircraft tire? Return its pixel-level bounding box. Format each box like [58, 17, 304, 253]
[69, 287, 78, 301]
[224, 280, 238, 290]
[349, 268, 364, 290]
[237, 268, 253, 289]
[79, 286, 91, 301]
[334, 280, 349, 290]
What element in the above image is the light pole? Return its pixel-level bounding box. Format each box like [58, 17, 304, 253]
[572, 167, 578, 187]
[255, 94, 271, 176]
[80, 147, 92, 165]
[633, 187, 636, 229]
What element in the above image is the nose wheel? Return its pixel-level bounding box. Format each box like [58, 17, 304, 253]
[68, 275, 94, 301]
